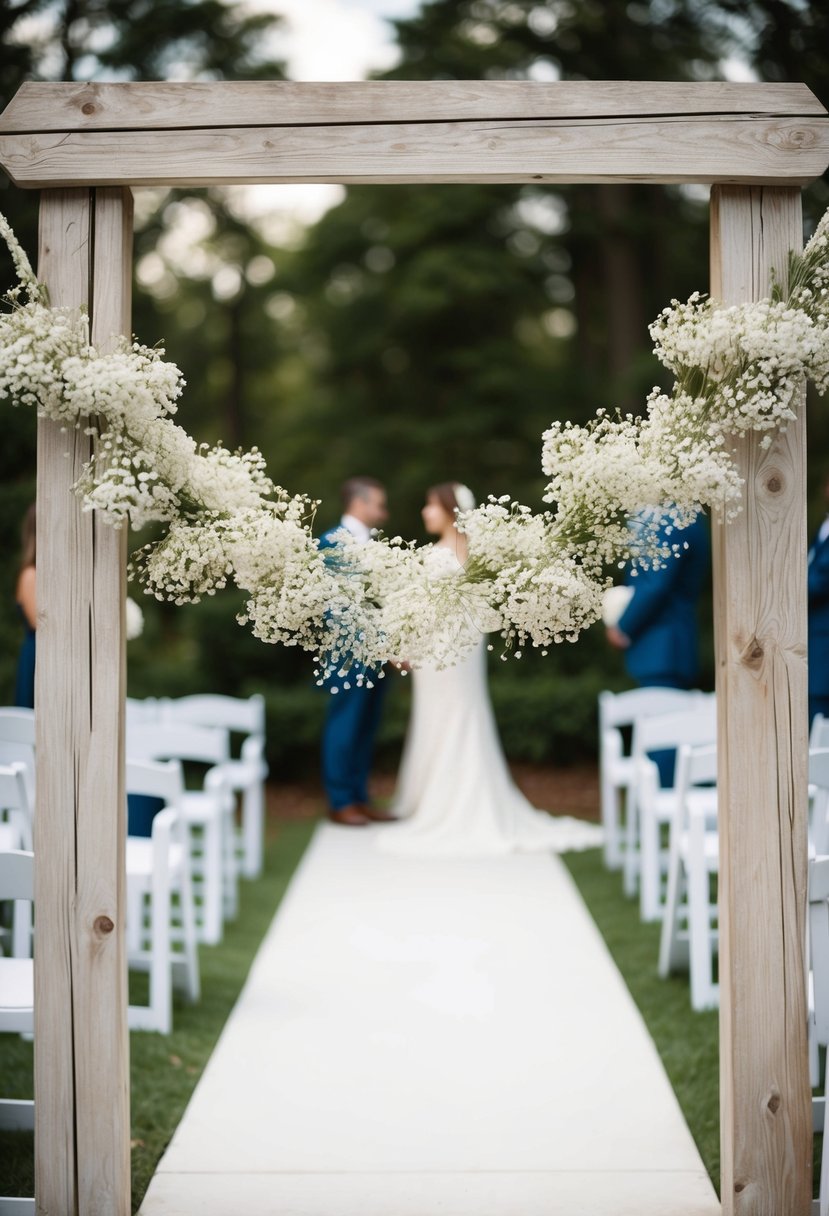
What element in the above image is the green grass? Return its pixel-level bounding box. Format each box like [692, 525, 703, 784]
[562, 847, 721, 1193]
[0, 817, 315, 1212]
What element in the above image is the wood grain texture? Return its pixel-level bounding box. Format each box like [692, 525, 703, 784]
[0, 80, 824, 133]
[35, 187, 92, 1216]
[35, 187, 132, 1216]
[75, 187, 132, 1216]
[1, 115, 827, 188]
[710, 186, 811, 1215]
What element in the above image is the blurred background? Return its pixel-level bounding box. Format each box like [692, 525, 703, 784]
[1, 0, 827, 782]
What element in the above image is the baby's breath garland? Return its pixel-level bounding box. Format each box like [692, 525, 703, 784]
[1, 208, 828, 682]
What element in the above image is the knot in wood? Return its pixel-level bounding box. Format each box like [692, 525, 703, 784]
[769, 124, 815, 150]
[766, 473, 782, 494]
[94, 915, 115, 936]
[734, 1181, 747, 1194]
[81, 102, 97, 116]
[767, 1091, 781, 1116]
[787, 127, 814, 149]
[740, 636, 765, 668]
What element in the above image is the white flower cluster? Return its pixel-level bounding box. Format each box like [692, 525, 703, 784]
[0, 205, 828, 674]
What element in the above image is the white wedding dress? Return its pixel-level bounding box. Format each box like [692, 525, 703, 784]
[377, 632, 604, 859]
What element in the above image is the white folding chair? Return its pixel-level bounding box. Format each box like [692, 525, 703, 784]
[628, 695, 717, 922]
[658, 743, 719, 1010]
[806, 751, 829, 1092]
[126, 696, 161, 727]
[0, 766, 33, 960]
[0, 849, 35, 1216]
[127, 721, 233, 945]
[159, 694, 268, 879]
[598, 687, 703, 872]
[809, 854, 829, 1216]
[0, 708, 36, 823]
[126, 759, 200, 1034]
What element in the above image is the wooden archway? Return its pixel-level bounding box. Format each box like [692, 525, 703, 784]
[1, 80, 828, 1216]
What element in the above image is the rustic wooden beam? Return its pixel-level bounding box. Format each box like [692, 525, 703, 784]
[35, 186, 91, 1216]
[1, 114, 828, 189]
[0, 80, 823, 133]
[710, 185, 811, 1216]
[35, 187, 132, 1216]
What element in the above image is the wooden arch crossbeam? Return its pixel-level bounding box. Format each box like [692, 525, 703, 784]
[1, 80, 828, 1216]
[0, 80, 828, 186]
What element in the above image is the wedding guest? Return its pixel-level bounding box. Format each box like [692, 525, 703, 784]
[606, 512, 710, 783]
[319, 477, 395, 827]
[809, 475, 829, 726]
[14, 503, 36, 709]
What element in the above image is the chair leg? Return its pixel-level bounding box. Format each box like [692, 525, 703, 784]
[177, 846, 201, 1003]
[688, 814, 717, 1012]
[600, 768, 618, 869]
[199, 816, 223, 946]
[659, 840, 687, 977]
[821, 1078, 829, 1216]
[639, 803, 662, 923]
[222, 806, 239, 922]
[149, 825, 173, 1034]
[126, 881, 143, 956]
[241, 781, 264, 879]
[11, 899, 31, 959]
[810, 1019, 821, 1089]
[623, 789, 639, 898]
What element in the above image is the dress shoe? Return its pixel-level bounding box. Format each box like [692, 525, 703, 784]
[357, 802, 396, 823]
[328, 804, 370, 827]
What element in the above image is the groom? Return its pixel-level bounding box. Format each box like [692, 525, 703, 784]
[319, 477, 395, 827]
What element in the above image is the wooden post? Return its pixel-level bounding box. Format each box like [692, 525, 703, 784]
[35, 187, 132, 1216]
[710, 186, 811, 1215]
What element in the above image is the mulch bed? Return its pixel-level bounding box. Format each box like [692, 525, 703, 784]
[265, 763, 600, 827]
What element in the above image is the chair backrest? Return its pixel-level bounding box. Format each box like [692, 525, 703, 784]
[0, 740, 35, 791]
[682, 742, 717, 788]
[633, 696, 718, 761]
[126, 721, 230, 766]
[673, 742, 717, 826]
[125, 758, 185, 806]
[810, 749, 829, 789]
[126, 697, 161, 727]
[812, 714, 829, 751]
[598, 687, 704, 734]
[0, 849, 34, 903]
[0, 707, 36, 746]
[0, 763, 31, 817]
[810, 749, 829, 855]
[159, 694, 265, 738]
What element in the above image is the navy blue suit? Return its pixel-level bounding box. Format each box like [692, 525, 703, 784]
[617, 514, 710, 785]
[319, 524, 387, 811]
[617, 514, 709, 691]
[808, 520, 829, 725]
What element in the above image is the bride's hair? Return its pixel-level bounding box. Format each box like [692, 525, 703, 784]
[427, 482, 476, 518]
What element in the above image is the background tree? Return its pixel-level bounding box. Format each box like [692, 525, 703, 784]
[1, 0, 827, 776]
[0, 0, 287, 715]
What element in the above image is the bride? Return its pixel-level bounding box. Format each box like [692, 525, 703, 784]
[377, 482, 603, 859]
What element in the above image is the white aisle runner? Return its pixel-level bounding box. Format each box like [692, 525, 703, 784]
[140, 823, 720, 1216]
